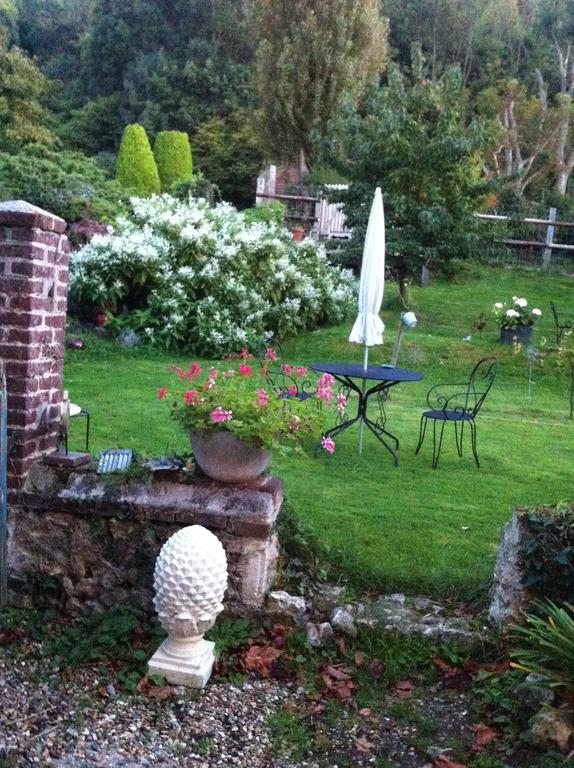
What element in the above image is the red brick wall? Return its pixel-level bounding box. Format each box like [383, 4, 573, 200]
[0, 201, 69, 490]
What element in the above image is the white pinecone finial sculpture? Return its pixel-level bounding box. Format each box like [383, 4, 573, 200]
[148, 525, 228, 688]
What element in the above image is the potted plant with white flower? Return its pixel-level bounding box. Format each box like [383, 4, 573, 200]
[158, 350, 341, 483]
[492, 297, 542, 344]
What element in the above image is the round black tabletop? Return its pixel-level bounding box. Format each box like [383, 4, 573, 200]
[310, 362, 424, 383]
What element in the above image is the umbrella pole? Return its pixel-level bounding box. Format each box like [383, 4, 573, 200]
[358, 346, 369, 455]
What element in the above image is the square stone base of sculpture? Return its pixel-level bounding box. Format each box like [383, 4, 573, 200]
[148, 637, 215, 688]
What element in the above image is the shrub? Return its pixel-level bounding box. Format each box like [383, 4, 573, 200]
[70, 194, 356, 355]
[153, 131, 193, 192]
[510, 600, 574, 690]
[0, 146, 128, 223]
[116, 124, 160, 196]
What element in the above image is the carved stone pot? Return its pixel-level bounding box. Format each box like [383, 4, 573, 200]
[500, 325, 533, 345]
[190, 429, 272, 484]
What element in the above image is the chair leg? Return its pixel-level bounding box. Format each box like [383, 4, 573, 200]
[432, 420, 447, 469]
[415, 415, 427, 455]
[469, 420, 480, 468]
[454, 421, 464, 457]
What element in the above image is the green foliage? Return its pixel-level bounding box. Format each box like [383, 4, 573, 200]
[0, 146, 128, 222]
[0, 31, 55, 150]
[520, 506, 574, 602]
[510, 600, 574, 689]
[205, 615, 255, 658]
[153, 130, 193, 192]
[328, 48, 496, 279]
[191, 110, 264, 208]
[252, 0, 388, 159]
[116, 123, 160, 196]
[267, 709, 313, 762]
[242, 202, 285, 227]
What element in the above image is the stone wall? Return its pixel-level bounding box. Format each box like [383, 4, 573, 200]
[0, 201, 69, 490]
[9, 462, 283, 614]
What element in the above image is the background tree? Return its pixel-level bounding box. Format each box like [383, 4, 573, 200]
[116, 124, 160, 196]
[0, 31, 54, 150]
[327, 48, 494, 290]
[251, 0, 388, 172]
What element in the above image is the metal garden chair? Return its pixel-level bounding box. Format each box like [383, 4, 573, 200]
[415, 357, 498, 469]
[550, 301, 574, 347]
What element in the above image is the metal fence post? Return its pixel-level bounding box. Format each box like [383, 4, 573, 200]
[542, 207, 557, 270]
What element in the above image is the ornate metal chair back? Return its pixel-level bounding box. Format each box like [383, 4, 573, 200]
[467, 357, 498, 417]
[255, 340, 316, 400]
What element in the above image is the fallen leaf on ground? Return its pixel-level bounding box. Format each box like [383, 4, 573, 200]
[394, 679, 416, 699]
[354, 651, 366, 666]
[433, 755, 468, 768]
[354, 735, 376, 753]
[359, 707, 372, 717]
[243, 644, 282, 677]
[471, 723, 500, 753]
[136, 677, 176, 701]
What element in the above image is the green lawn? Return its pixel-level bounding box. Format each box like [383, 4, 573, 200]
[64, 265, 574, 598]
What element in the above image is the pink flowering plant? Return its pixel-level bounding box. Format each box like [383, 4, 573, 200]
[158, 351, 333, 453]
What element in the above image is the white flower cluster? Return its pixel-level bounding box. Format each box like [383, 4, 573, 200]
[70, 194, 357, 354]
[491, 296, 542, 330]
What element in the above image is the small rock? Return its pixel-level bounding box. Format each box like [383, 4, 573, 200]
[305, 623, 321, 648]
[530, 708, 573, 753]
[330, 607, 357, 637]
[317, 622, 335, 645]
[266, 590, 307, 621]
[388, 593, 406, 607]
[515, 674, 554, 714]
[313, 584, 346, 614]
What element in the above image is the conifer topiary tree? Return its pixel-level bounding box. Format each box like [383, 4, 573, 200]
[153, 131, 193, 192]
[116, 123, 161, 196]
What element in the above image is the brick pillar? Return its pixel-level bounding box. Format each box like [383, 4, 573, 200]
[0, 201, 69, 490]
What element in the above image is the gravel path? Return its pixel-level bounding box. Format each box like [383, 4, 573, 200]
[0, 649, 296, 768]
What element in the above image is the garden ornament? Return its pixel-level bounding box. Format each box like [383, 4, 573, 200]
[390, 311, 418, 367]
[348, 186, 386, 454]
[149, 525, 228, 688]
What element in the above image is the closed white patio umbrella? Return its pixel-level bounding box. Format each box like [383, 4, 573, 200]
[348, 186, 386, 453]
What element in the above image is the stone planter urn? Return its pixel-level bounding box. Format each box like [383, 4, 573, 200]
[148, 525, 228, 688]
[500, 324, 533, 345]
[190, 429, 272, 484]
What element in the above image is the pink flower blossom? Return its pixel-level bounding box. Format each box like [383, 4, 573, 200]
[239, 348, 253, 359]
[240, 364, 253, 378]
[293, 366, 308, 377]
[317, 373, 335, 405]
[223, 369, 236, 378]
[186, 363, 201, 380]
[210, 407, 233, 423]
[157, 386, 168, 401]
[322, 436, 336, 454]
[337, 393, 347, 415]
[282, 364, 292, 376]
[257, 388, 269, 407]
[266, 348, 278, 361]
[184, 390, 199, 405]
[288, 385, 298, 396]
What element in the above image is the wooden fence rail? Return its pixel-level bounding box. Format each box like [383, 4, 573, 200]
[476, 208, 574, 269]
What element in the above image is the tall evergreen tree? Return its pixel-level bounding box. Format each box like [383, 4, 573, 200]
[116, 123, 161, 196]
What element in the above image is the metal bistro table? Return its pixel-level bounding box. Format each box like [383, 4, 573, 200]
[311, 363, 424, 465]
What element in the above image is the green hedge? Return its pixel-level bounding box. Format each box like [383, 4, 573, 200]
[116, 124, 160, 196]
[153, 130, 193, 192]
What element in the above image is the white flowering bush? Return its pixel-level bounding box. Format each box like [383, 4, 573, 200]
[492, 296, 542, 330]
[70, 195, 356, 354]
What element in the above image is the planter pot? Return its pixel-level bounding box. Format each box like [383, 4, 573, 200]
[190, 430, 272, 484]
[291, 227, 305, 242]
[500, 325, 533, 345]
